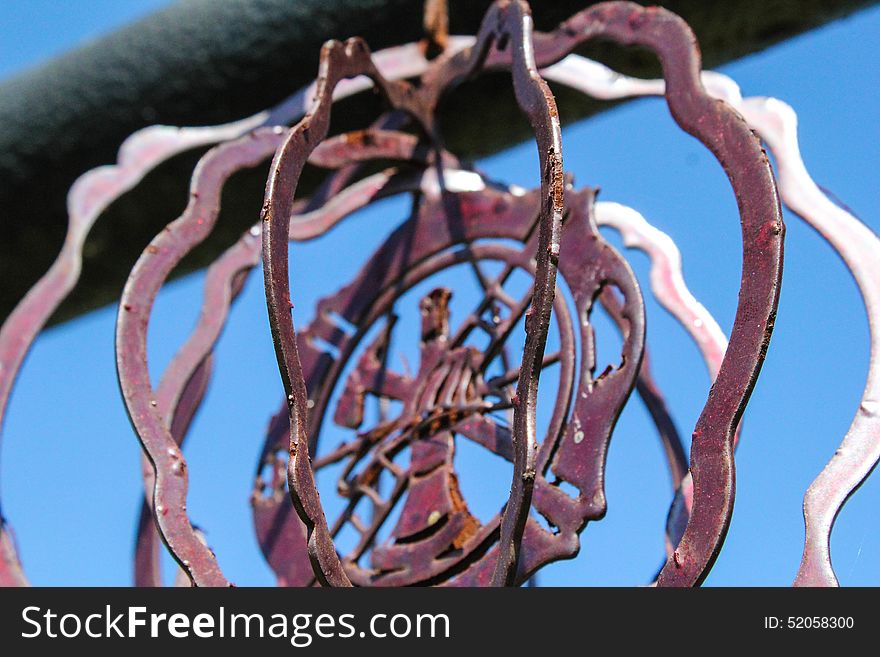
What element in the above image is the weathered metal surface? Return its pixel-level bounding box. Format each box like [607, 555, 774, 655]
[732, 97, 880, 588]
[500, 2, 785, 586]
[0, 40, 470, 586]
[0, 521, 27, 587]
[539, 47, 880, 585]
[0, 37, 467, 471]
[118, 119, 460, 586]
[133, 233, 260, 586]
[261, 1, 570, 586]
[256, 181, 644, 586]
[594, 201, 730, 554]
[261, 165, 710, 583]
[595, 201, 730, 483]
[2, 1, 834, 588]
[420, 0, 567, 588]
[115, 129, 285, 587]
[262, 40, 448, 587]
[2, 0, 872, 329]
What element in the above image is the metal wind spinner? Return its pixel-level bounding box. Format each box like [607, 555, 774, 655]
[0, 1, 874, 588]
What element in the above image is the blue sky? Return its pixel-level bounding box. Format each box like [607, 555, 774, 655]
[1, 2, 878, 586]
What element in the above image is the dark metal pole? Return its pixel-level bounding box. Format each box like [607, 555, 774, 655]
[0, 0, 873, 323]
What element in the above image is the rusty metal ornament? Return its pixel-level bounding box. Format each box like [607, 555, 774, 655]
[0, 1, 796, 588]
[132, 141, 461, 586]
[261, 1, 569, 587]
[538, 46, 880, 585]
[0, 37, 475, 585]
[254, 179, 646, 586]
[431, 0, 566, 589]
[504, 1, 784, 586]
[117, 122, 459, 587]
[263, 41, 441, 588]
[276, 169, 719, 571]
[133, 234, 260, 586]
[254, 161, 724, 586]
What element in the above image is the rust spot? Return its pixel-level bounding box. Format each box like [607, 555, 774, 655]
[447, 472, 480, 549]
[344, 130, 376, 148]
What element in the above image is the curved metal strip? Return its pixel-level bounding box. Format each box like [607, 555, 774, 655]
[116, 130, 289, 587]
[543, 47, 878, 586]
[133, 165, 366, 587]
[134, 355, 214, 587]
[119, 119, 442, 586]
[730, 97, 880, 587]
[0, 37, 473, 490]
[262, 38, 456, 587]
[688, 75, 880, 587]
[595, 202, 728, 379]
[0, 41, 476, 583]
[0, 521, 27, 586]
[443, 186, 646, 586]
[596, 200, 731, 492]
[595, 200, 731, 554]
[597, 287, 688, 492]
[499, 1, 785, 586]
[418, 0, 565, 588]
[263, 1, 567, 587]
[134, 233, 260, 586]
[0, 115, 262, 443]
[288, 167, 488, 242]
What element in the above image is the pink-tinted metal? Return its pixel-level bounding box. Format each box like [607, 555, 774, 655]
[506, 1, 784, 586]
[133, 232, 260, 586]
[117, 121, 457, 586]
[0, 38, 477, 585]
[0, 1, 795, 589]
[0, 522, 27, 586]
[262, 1, 568, 587]
[255, 181, 644, 586]
[542, 47, 880, 585]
